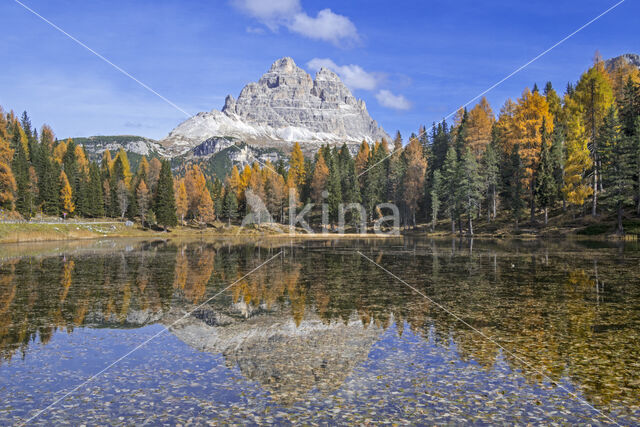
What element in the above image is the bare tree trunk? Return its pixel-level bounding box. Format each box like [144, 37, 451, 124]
[492, 187, 496, 220]
[617, 204, 624, 235]
[637, 174, 640, 215]
[468, 214, 473, 236]
[592, 171, 598, 217]
[451, 215, 455, 234]
[530, 191, 535, 223]
[544, 207, 548, 225]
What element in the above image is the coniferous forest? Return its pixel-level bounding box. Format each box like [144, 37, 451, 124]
[1, 55, 640, 235]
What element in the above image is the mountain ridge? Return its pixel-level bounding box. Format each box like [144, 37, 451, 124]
[160, 57, 390, 156]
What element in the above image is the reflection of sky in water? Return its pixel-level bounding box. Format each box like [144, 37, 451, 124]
[0, 238, 639, 425]
[0, 321, 617, 425]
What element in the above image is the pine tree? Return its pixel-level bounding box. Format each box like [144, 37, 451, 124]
[503, 145, 525, 230]
[402, 138, 427, 227]
[12, 132, 33, 219]
[154, 160, 177, 229]
[363, 143, 387, 220]
[620, 77, 640, 136]
[441, 144, 458, 233]
[387, 135, 406, 205]
[572, 60, 614, 216]
[327, 149, 342, 225]
[598, 106, 634, 234]
[430, 170, 443, 231]
[481, 141, 499, 221]
[116, 180, 129, 219]
[457, 149, 483, 235]
[549, 125, 566, 209]
[88, 163, 104, 217]
[136, 180, 150, 225]
[222, 187, 238, 225]
[534, 121, 557, 225]
[634, 118, 640, 214]
[544, 81, 563, 122]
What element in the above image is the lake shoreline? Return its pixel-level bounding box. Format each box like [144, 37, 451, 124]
[0, 221, 634, 244]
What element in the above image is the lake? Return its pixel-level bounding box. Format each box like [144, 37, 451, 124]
[0, 237, 638, 425]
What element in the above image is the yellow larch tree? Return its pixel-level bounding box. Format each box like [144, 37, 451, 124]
[563, 111, 593, 208]
[511, 88, 554, 186]
[60, 171, 75, 215]
[402, 137, 428, 226]
[354, 141, 370, 176]
[174, 178, 188, 224]
[310, 150, 329, 204]
[197, 187, 215, 224]
[53, 140, 67, 165]
[227, 165, 242, 198]
[74, 145, 90, 178]
[288, 142, 306, 189]
[184, 164, 208, 219]
[465, 97, 494, 157]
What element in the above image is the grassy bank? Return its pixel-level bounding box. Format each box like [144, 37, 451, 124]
[2, 209, 639, 244]
[0, 221, 401, 244]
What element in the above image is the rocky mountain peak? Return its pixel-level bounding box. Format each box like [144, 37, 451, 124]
[268, 56, 298, 73]
[162, 56, 390, 156]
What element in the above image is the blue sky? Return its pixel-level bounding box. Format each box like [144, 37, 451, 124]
[0, 0, 638, 141]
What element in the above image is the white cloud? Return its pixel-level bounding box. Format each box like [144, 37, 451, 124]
[246, 26, 265, 34]
[232, 0, 300, 30]
[232, 0, 359, 46]
[289, 9, 359, 46]
[307, 58, 380, 91]
[375, 90, 411, 110]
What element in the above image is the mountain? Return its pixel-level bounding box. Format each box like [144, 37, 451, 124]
[168, 302, 383, 406]
[72, 135, 166, 170]
[605, 53, 640, 72]
[160, 57, 390, 156]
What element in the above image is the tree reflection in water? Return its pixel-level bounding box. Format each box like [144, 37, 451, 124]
[0, 238, 639, 418]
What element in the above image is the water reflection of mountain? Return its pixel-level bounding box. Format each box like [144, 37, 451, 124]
[170, 306, 383, 405]
[0, 239, 639, 416]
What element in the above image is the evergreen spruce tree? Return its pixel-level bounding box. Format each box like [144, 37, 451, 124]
[154, 160, 177, 229]
[635, 118, 640, 214]
[481, 142, 499, 221]
[550, 125, 566, 209]
[441, 144, 459, 233]
[456, 149, 483, 235]
[620, 77, 640, 136]
[504, 145, 525, 230]
[430, 170, 442, 231]
[11, 132, 33, 219]
[212, 178, 224, 220]
[387, 134, 406, 206]
[337, 144, 361, 228]
[363, 143, 387, 220]
[454, 109, 469, 158]
[327, 149, 342, 225]
[534, 125, 557, 225]
[598, 107, 634, 234]
[88, 163, 105, 217]
[222, 187, 238, 225]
